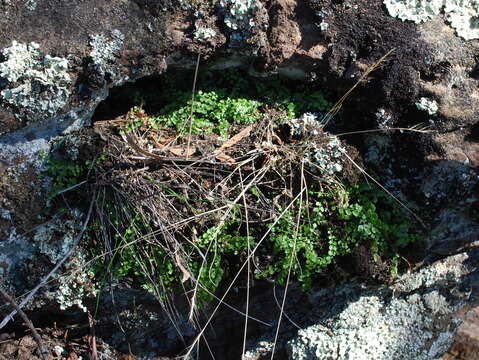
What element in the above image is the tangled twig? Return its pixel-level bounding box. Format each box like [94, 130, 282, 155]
[0, 283, 49, 360]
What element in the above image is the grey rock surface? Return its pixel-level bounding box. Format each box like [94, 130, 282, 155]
[244, 251, 478, 360]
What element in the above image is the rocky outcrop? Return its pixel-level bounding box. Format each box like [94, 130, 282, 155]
[240, 250, 479, 360]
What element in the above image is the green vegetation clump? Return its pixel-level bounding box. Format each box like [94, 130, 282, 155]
[256, 184, 420, 288]
[124, 68, 332, 136]
[95, 183, 420, 300]
[147, 91, 262, 137]
[45, 157, 85, 200]
[45, 68, 422, 306]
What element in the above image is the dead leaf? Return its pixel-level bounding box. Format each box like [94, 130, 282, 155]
[215, 153, 237, 166]
[168, 146, 196, 157]
[175, 253, 191, 283]
[214, 125, 253, 155]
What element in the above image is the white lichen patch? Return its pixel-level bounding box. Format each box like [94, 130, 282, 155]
[375, 108, 393, 129]
[289, 112, 323, 137]
[47, 252, 97, 312]
[218, 0, 258, 39]
[25, 0, 36, 10]
[194, 27, 217, 41]
[444, 0, 479, 40]
[34, 214, 82, 263]
[383, 0, 443, 23]
[0, 41, 72, 122]
[288, 113, 345, 175]
[416, 96, 439, 115]
[0, 41, 39, 82]
[89, 29, 125, 76]
[308, 136, 345, 175]
[384, 0, 479, 40]
[287, 291, 457, 360]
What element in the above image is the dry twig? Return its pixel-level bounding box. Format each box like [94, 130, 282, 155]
[0, 283, 49, 360]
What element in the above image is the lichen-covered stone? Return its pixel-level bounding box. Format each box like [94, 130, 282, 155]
[218, 0, 258, 40]
[384, 0, 479, 40]
[0, 41, 72, 122]
[89, 29, 125, 77]
[241, 251, 476, 360]
[383, 0, 443, 23]
[444, 0, 479, 41]
[34, 214, 82, 263]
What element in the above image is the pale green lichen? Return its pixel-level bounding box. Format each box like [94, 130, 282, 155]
[384, 0, 443, 23]
[0, 41, 72, 122]
[89, 29, 125, 76]
[416, 97, 439, 115]
[53, 253, 96, 312]
[33, 215, 81, 263]
[25, 0, 36, 10]
[218, 0, 258, 40]
[444, 1, 479, 40]
[289, 113, 345, 175]
[194, 27, 217, 41]
[33, 213, 97, 312]
[384, 0, 479, 40]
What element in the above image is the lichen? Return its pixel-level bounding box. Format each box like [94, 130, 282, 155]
[0, 41, 72, 122]
[383, 0, 443, 23]
[25, 0, 36, 10]
[287, 285, 462, 360]
[444, 1, 479, 40]
[89, 29, 125, 77]
[32, 211, 97, 312]
[416, 97, 438, 115]
[315, 10, 330, 32]
[293, 113, 344, 174]
[52, 252, 95, 312]
[287, 113, 345, 175]
[375, 108, 393, 129]
[33, 215, 82, 263]
[307, 136, 344, 175]
[383, 0, 479, 40]
[218, 0, 258, 40]
[194, 27, 217, 41]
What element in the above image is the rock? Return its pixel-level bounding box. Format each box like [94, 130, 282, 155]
[445, 306, 479, 359]
[243, 250, 479, 360]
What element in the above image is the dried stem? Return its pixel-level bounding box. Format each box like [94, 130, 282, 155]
[0, 283, 49, 360]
